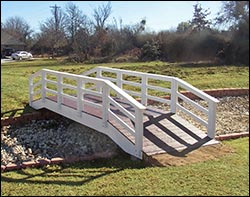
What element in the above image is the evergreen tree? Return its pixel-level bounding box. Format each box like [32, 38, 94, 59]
[190, 2, 211, 32]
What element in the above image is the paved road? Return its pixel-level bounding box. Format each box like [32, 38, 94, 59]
[1, 58, 16, 63]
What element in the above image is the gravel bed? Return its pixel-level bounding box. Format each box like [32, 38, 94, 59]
[1, 119, 119, 166]
[1, 95, 249, 166]
[151, 95, 249, 135]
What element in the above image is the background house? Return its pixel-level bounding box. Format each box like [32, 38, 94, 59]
[1, 30, 26, 57]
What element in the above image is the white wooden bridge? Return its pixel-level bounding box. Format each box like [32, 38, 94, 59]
[29, 66, 219, 159]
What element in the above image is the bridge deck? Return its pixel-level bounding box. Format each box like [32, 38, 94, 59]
[47, 94, 218, 157]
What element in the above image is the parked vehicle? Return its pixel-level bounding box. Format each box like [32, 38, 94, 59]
[1, 47, 15, 58]
[11, 51, 33, 60]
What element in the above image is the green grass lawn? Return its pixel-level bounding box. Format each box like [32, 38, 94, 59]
[1, 59, 249, 118]
[1, 137, 249, 196]
[1, 59, 249, 196]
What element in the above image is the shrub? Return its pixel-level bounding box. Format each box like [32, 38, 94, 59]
[140, 40, 161, 61]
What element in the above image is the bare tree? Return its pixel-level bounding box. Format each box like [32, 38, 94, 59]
[93, 1, 112, 31]
[2, 16, 33, 47]
[39, 5, 67, 57]
[64, 2, 88, 47]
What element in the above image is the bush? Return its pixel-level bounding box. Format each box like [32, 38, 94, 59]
[140, 40, 161, 61]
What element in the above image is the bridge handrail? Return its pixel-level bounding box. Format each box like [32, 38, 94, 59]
[82, 66, 219, 138]
[29, 69, 146, 158]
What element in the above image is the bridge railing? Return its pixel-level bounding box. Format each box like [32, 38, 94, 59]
[29, 69, 146, 158]
[82, 66, 219, 138]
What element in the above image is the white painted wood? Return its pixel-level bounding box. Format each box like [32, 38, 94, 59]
[147, 84, 171, 93]
[117, 72, 122, 89]
[41, 71, 46, 102]
[102, 84, 109, 127]
[82, 99, 103, 109]
[29, 77, 33, 107]
[141, 75, 148, 106]
[57, 74, 63, 108]
[80, 67, 98, 76]
[109, 97, 136, 121]
[32, 81, 42, 89]
[176, 92, 209, 115]
[82, 89, 102, 97]
[60, 93, 77, 102]
[170, 77, 177, 113]
[30, 99, 45, 109]
[30, 67, 220, 160]
[96, 69, 102, 92]
[44, 79, 57, 85]
[207, 101, 217, 138]
[176, 103, 208, 127]
[124, 90, 141, 97]
[122, 80, 141, 87]
[105, 80, 146, 110]
[175, 78, 220, 103]
[99, 76, 117, 82]
[33, 98, 137, 158]
[77, 78, 83, 117]
[61, 83, 77, 90]
[82, 81, 86, 111]
[109, 110, 135, 136]
[134, 108, 144, 159]
[147, 95, 171, 105]
[45, 88, 57, 95]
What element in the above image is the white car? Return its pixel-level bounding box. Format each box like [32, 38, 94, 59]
[11, 51, 33, 60]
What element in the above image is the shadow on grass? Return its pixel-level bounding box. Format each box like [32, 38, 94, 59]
[1, 152, 149, 186]
[1, 104, 36, 118]
[178, 61, 248, 68]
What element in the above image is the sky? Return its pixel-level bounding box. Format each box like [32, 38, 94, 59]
[1, 1, 224, 34]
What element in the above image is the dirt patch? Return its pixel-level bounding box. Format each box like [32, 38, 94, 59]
[145, 142, 235, 167]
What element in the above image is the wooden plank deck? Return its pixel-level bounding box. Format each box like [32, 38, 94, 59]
[46, 94, 218, 158]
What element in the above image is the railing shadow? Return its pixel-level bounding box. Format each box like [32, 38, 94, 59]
[1, 104, 36, 118]
[143, 112, 213, 157]
[1, 153, 149, 186]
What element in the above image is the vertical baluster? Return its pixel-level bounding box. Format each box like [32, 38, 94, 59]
[102, 83, 110, 127]
[41, 71, 46, 103]
[170, 78, 177, 113]
[77, 78, 83, 117]
[57, 74, 62, 108]
[29, 76, 33, 107]
[141, 75, 148, 106]
[134, 108, 144, 159]
[207, 101, 217, 138]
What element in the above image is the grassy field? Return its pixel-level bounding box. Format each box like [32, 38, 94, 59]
[1, 59, 249, 196]
[1, 137, 249, 196]
[1, 59, 249, 117]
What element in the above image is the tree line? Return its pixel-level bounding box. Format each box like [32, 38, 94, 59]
[1, 1, 249, 65]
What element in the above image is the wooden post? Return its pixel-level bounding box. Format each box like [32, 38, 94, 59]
[41, 71, 46, 103]
[57, 74, 62, 108]
[77, 78, 83, 117]
[117, 72, 122, 89]
[29, 76, 33, 107]
[96, 68, 102, 92]
[134, 108, 144, 159]
[170, 78, 177, 113]
[102, 84, 110, 127]
[207, 101, 217, 138]
[141, 75, 148, 106]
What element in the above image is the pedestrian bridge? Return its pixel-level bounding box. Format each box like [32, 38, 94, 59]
[29, 66, 219, 159]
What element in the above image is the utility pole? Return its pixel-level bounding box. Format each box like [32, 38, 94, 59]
[50, 4, 60, 32]
[49, 4, 60, 58]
